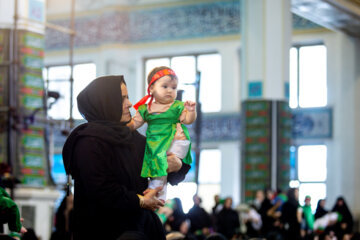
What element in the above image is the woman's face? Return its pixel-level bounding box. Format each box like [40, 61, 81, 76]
[337, 199, 344, 206]
[294, 188, 299, 200]
[255, 190, 265, 202]
[150, 75, 178, 104]
[120, 83, 132, 122]
[224, 198, 232, 209]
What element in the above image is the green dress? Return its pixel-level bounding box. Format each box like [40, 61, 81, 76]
[138, 100, 192, 178]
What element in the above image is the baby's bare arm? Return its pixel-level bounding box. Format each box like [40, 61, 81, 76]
[126, 119, 136, 131]
[181, 101, 197, 124]
[127, 111, 145, 131]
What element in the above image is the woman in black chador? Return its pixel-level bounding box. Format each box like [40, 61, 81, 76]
[314, 199, 328, 220]
[62, 76, 190, 240]
[332, 196, 353, 239]
[280, 188, 301, 240]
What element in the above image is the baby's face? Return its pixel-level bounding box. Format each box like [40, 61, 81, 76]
[150, 75, 178, 104]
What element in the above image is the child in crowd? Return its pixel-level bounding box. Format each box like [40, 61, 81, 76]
[0, 186, 27, 234]
[127, 66, 196, 202]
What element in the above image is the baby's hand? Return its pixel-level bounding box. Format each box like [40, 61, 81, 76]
[184, 101, 196, 112]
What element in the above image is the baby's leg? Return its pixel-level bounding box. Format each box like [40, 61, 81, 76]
[169, 123, 190, 159]
[148, 176, 167, 203]
[168, 139, 190, 159]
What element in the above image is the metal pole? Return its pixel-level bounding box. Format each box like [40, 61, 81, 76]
[69, 0, 76, 129]
[6, 0, 19, 199]
[271, 101, 277, 190]
[194, 70, 202, 188]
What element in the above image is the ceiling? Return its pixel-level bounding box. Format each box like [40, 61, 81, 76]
[47, 0, 360, 38]
[292, 0, 360, 38]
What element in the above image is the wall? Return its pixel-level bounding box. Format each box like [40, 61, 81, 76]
[293, 31, 360, 218]
[43, 1, 360, 218]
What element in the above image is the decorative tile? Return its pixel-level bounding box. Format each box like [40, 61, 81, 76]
[292, 107, 332, 139]
[292, 14, 322, 30]
[45, 1, 323, 50]
[248, 81, 262, 98]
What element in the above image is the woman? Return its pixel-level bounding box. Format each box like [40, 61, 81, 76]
[332, 196, 353, 239]
[62, 76, 190, 240]
[314, 199, 328, 220]
[280, 188, 301, 240]
[216, 197, 240, 239]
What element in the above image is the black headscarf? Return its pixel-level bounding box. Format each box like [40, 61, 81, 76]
[77, 75, 133, 144]
[332, 196, 353, 224]
[63, 75, 133, 176]
[314, 199, 328, 219]
[286, 188, 299, 207]
[169, 198, 187, 231]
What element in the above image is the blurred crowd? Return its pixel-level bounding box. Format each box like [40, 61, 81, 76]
[161, 188, 359, 240]
[1, 176, 360, 240]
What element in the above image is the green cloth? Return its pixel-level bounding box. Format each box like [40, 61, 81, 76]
[138, 100, 192, 177]
[156, 199, 176, 223]
[0, 187, 22, 232]
[303, 205, 314, 230]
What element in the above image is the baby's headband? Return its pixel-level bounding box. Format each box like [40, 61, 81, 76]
[133, 68, 177, 110]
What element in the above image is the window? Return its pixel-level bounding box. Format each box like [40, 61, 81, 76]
[198, 149, 222, 213]
[198, 149, 221, 184]
[297, 145, 327, 212]
[144, 53, 221, 112]
[289, 45, 327, 108]
[44, 63, 96, 119]
[167, 149, 221, 213]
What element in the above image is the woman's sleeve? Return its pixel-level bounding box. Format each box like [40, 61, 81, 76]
[74, 137, 141, 213]
[167, 162, 191, 185]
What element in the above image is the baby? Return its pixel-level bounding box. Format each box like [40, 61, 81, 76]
[127, 66, 196, 202]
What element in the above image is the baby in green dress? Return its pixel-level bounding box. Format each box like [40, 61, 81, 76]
[127, 66, 196, 202]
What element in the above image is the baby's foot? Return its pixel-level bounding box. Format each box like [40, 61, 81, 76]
[143, 188, 152, 195]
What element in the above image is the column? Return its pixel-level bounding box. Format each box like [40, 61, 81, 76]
[0, 0, 48, 185]
[240, 0, 292, 202]
[241, 0, 291, 100]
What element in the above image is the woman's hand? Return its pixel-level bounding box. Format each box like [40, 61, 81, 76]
[142, 187, 164, 211]
[167, 153, 182, 173]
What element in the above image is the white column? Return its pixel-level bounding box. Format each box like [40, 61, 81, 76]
[0, 0, 45, 33]
[325, 33, 343, 210]
[220, 142, 241, 205]
[14, 188, 60, 240]
[354, 38, 360, 217]
[327, 32, 360, 216]
[219, 44, 241, 112]
[241, 0, 291, 100]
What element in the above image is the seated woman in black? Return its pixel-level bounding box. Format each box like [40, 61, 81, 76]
[332, 196, 353, 239]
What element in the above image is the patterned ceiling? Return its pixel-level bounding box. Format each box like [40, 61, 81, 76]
[292, 0, 360, 37]
[47, 0, 360, 38]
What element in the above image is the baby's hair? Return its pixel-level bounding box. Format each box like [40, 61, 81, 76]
[147, 66, 178, 85]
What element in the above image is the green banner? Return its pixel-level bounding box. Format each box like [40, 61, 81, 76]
[22, 176, 45, 186]
[22, 33, 44, 49]
[21, 95, 43, 110]
[21, 73, 44, 89]
[21, 55, 43, 70]
[22, 153, 44, 168]
[245, 101, 270, 111]
[22, 135, 44, 150]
